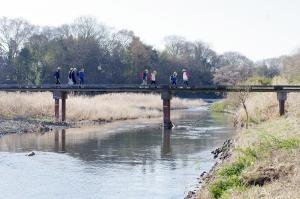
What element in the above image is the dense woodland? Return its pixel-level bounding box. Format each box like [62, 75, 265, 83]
[0, 16, 296, 85]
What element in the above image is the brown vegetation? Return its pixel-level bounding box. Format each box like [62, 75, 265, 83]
[0, 92, 204, 122]
[197, 77, 300, 199]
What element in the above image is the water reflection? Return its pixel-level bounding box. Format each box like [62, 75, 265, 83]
[0, 109, 235, 199]
[161, 130, 171, 157]
[54, 129, 66, 153]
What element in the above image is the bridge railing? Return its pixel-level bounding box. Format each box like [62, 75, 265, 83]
[0, 84, 299, 92]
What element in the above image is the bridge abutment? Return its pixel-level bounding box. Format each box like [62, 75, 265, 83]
[161, 91, 173, 129]
[277, 91, 287, 116]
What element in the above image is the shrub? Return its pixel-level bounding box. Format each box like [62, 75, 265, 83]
[219, 162, 245, 177]
[210, 176, 243, 198]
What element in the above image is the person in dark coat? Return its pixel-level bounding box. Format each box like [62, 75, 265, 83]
[68, 68, 73, 85]
[54, 67, 61, 84]
[170, 71, 177, 87]
[71, 68, 77, 84]
[141, 69, 149, 86]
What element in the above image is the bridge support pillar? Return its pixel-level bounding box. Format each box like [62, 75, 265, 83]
[53, 91, 68, 122]
[54, 99, 59, 122]
[277, 91, 287, 116]
[161, 91, 173, 129]
[61, 92, 67, 122]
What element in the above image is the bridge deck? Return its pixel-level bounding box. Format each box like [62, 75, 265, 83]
[0, 84, 299, 92]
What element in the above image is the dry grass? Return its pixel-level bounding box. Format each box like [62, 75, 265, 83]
[198, 76, 300, 199]
[0, 92, 204, 121]
[198, 117, 300, 199]
[232, 76, 300, 125]
[235, 92, 300, 125]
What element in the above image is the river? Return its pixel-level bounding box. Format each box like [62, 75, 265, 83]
[0, 105, 235, 199]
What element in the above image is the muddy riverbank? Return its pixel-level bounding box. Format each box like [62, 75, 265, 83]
[0, 118, 70, 136]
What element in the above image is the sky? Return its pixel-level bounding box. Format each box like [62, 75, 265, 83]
[1, 0, 300, 61]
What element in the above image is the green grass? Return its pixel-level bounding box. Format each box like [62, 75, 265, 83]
[210, 101, 233, 112]
[288, 74, 300, 84]
[208, 124, 300, 198]
[209, 152, 255, 198]
[259, 135, 299, 150]
[249, 116, 260, 124]
[210, 176, 244, 199]
[218, 162, 245, 177]
[246, 76, 272, 85]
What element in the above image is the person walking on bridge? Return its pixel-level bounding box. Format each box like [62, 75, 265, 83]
[141, 69, 149, 87]
[79, 68, 85, 85]
[72, 68, 78, 85]
[54, 67, 61, 84]
[150, 70, 157, 87]
[170, 71, 177, 87]
[68, 68, 73, 85]
[182, 69, 189, 87]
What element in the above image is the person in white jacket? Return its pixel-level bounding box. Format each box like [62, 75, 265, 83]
[150, 70, 157, 87]
[182, 69, 189, 86]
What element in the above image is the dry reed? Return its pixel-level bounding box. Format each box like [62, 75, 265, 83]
[0, 92, 204, 121]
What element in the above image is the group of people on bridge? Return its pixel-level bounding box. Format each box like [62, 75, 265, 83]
[140, 69, 190, 87]
[54, 67, 85, 85]
[54, 67, 190, 87]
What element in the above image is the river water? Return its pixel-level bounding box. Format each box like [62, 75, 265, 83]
[0, 106, 235, 199]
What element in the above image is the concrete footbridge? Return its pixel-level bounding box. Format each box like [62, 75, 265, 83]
[0, 84, 297, 129]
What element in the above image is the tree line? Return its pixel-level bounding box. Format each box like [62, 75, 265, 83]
[0, 16, 283, 85]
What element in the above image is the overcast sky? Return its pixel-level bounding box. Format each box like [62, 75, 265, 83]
[1, 0, 300, 61]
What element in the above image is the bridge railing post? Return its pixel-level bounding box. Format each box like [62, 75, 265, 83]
[161, 90, 173, 129]
[277, 91, 287, 116]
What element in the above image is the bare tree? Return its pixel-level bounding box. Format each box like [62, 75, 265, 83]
[238, 86, 250, 128]
[0, 17, 35, 59]
[163, 35, 192, 59]
[213, 52, 253, 85]
[282, 50, 300, 80]
[71, 16, 109, 43]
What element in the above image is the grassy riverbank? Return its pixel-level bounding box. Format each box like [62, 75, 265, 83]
[0, 92, 204, 122]
[197, 87, 300, 198]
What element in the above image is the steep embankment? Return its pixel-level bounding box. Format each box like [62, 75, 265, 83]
[196, 90, 300, 198]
